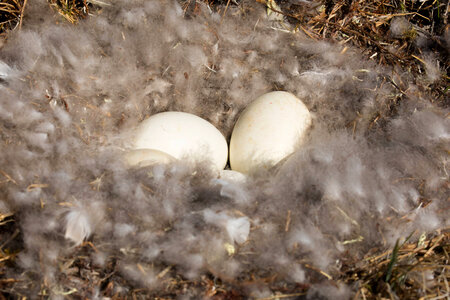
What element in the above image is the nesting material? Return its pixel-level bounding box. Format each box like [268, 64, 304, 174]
[213, 170, 249, 204]
[389, 17, 413, 38]
[225, 217, 250, 245]
[203, 209, 250, 245]
[132, 112, 228, 170]
[65, 210, 91, 245]
[230, 91, 312, 174]
[0, 0, 448, 298]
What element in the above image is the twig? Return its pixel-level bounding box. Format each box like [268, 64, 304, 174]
[220, 0, 231, 24]
[303, 263, 332, 280]
[258, 292, 307, 300]
[285, 210, 291, 232]
[0, 170, 18, 185]
[18, 0, 27, 30]
[26, 183, 49, 191]
[0, 229, 20, 250]
[423, 235, 444, 258]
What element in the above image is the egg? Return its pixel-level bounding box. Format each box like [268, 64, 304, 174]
[132, 112, 228, 170]
[230, 91, 312, 174]
[124, 148, 176, 168]
[219, 170, 247, 184]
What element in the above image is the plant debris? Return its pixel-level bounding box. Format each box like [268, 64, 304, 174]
[262, 0, 449, 104]
[0, 0, 25, 36]
[345, 230, 450, 299]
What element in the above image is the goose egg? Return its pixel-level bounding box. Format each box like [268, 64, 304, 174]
[132, 112, 228, 170]
[219, 170, 247, 184]
[230, 91, 311, 174]
[124, 148, 176, 168]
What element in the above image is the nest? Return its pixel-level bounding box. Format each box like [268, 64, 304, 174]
[0, 0, 448, 298]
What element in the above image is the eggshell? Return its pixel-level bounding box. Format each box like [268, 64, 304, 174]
[124, 148, 176, 168]
[133, 112, 228, 170]
[219, 170, 247, 184]
[230, 91, 311, 174]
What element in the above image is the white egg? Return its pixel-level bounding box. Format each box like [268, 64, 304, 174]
[219, 170, 247, 184]
[132, 112, 228, 170]
[230, 91, 312, 174]
[124, 148, 176, 168]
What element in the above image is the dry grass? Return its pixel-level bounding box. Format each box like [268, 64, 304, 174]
[253, 0, 449, 142]
[47, 0, 90, 23]
[0, 0, 25, 36]
[345, 230, 450, 300]
[0, 0, 448, 298]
